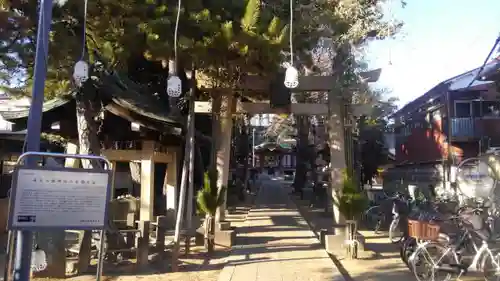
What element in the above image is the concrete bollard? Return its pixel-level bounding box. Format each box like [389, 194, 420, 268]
[345, 220, 358, 259]
[319, 229, 328, 246]
[136, 220, 150, 270]
[155, 216, 167, 256]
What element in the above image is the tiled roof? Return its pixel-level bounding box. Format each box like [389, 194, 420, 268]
[0, 95, 74, 120]
[0, 72, 182, 130]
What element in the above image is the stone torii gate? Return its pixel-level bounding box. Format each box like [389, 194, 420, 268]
[196, 69, 381, 230]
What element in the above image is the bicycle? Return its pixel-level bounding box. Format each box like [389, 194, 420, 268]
[400, 207, 445, 266]
[408, 206, 500, 281]
[364, 191, 404, 234]
[393, 192, 441, 245]
[389, 192, 412, 243]
[399, 197, 465, 267]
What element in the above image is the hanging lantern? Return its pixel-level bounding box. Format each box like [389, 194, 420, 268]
[166, 75, 182, 97]
[73, 60, 89, 87]
[284, 66, 299, 89]
[31, 247, 47, 272]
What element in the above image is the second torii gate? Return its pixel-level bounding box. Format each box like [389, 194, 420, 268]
[196, 69, 381, 230]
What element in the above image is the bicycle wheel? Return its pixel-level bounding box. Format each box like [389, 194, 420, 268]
[364, 205, 384, 233]
[400, 236, 417, 266]
[410, 242, 458, 281]
[481, 249, 500, 281]
[389, 217, 403, 243]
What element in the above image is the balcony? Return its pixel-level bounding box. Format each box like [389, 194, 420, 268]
[451, 117, 475, 139]
[451, 117, 500, 141]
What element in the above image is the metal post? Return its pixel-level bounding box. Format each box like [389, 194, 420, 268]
[446, 91, 452, 185]
[173, 79, 195, 245]
[3, 230, 15, 281]
[95, 230, 105, 281]
[252, 128, 256, 167]
[479, 96, 483, 155]
[14, 1, 53, 281]
[185, 69, 196, 231]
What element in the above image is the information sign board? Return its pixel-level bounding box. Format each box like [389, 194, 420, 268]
[8, 167, 111, 230]
[457, 161, 496, 199]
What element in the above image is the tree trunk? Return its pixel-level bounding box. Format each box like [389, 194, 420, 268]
[241, 115, 251, 194]
[209, 94, 221, 198]
[235, 117, 249, 201]
[75, 91, 103, 273]
[293, 115, 309, 193]
[292, 69, 312, 194]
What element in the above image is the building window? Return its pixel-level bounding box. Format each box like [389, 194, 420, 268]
[454, 101, 472, 118]
[481, 101, 500, 117]
[470, 101, 500, 118]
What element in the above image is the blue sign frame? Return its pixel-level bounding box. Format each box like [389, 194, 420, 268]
[7, 166, 112, 231]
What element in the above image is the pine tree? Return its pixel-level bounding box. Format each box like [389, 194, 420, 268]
[196, 171, 225, 253]
[0, 0, 404, 265]
[0, 0, 296, 104]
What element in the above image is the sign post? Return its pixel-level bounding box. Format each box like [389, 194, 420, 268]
[4, 152, 112, 281]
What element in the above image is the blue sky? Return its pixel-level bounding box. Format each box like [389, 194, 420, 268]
[366, 0, 500, 108]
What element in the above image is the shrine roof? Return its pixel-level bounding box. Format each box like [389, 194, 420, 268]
[254, 141, 295, 153]
[0, 97, 72, 120]
[0, 71, 181, 131]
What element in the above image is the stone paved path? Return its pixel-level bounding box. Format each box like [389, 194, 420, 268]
[217, 177, 344, 281]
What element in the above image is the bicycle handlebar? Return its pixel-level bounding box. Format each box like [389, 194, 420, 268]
[384, 191, 408, 200]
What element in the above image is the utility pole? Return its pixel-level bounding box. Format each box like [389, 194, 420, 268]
[13, 1, 53, 281]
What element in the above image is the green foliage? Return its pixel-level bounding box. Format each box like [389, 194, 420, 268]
[41, 133, 68, 145]
[355, 88, 398, 184]
[0, 0, 402, 104]
[333, 170, 369, 220]
[241, 0, 260, 33]
[197, 172, 226, 216]
[0, 0, 290, 98]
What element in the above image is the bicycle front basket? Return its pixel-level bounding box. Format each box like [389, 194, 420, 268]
[408, 219, 440, 241]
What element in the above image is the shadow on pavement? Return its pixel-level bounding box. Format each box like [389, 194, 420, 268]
[228, 256, 329, 266]
[231, 243, 323, 257]
[287, 183, 416, 281]
[235, 235, 316, 245]
[319, 263, 414, 281]
[216, 179, 340, 281]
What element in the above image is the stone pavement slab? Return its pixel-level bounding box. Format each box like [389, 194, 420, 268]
[217, 178, 344, 281]
[289, 190, 485, 281]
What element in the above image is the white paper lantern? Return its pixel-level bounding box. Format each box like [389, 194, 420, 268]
[408, 185, 417, 201]
[73, 60, 89, 87]
[167, 75, 182, 97]
[31, 248, 47, 272]
[284, 66, 299, 89]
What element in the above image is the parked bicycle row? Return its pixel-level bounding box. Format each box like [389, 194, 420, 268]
[363, 187, 500, 280]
